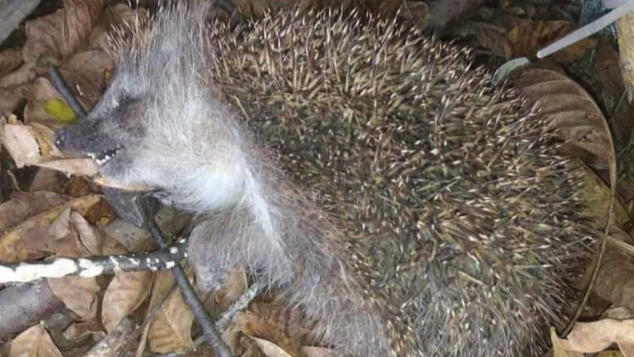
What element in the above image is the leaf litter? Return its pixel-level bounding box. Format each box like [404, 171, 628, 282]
[1, 0, 634, 356]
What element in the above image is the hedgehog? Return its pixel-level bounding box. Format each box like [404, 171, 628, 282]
[54, 2, 596, 356]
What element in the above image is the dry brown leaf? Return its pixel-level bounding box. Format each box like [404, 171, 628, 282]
[46, 208, 94, 257]
[591, 40, 634, 149]
[620, 344, 634, 357]
[240, 338, 267, 357]
[29, 168, 67, 192]
[512, 68, 612, 168]
[508, 21, 595, 62]
[147, 271, 194, 353]
[237, 312, 305, 357]
[58, 50, 113, 110]
[0, 342, 10, 357]
[32, 122, 62, 157]
[8, 324, 64, 357]
[249, 337, 294, 357]
[617, 13, 634, 102]
[39, 157, 100, 177]
[0, 123, 42, 168]
[23, 0, 104, 63]
[0, 191, 69, 233]
[89, 4, 139, 50]
[576, 162, 631, 228]
[63, 320, 106, 341]
[23, 77, 66, 129]
[552, 328, 584, 357]
[0, 48, 23, 78]
[455, 21, 511, 58]
[0, 194, 101, 262]
[48, 276, 101, 320]
[0, 117, 66, 169]
[302, 347, 341, 357]
[604, 307, 634, 321]
[0, 62, 37, 88]
[0, 86, 27, 117]
[560, 320, 634, 354]
[205, 270, 248, 316]
[102, 271, 154, 332]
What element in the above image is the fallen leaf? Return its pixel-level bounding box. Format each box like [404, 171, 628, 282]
[512, 68, 612, 168]
[63, 320, 106, 342]
[508, 21, 595, 62]
[249, 337, 294, 357]
[23, 0, 104, 63]
[102, 271, 154, 332]
[454, 21, 511, 58]
[205, 270, 248, 316]
[0, 191, 69, 233]
[48, 276, 101, 321]
[561, 320, 634, 354]
[237, 311, 305, 357]
[0, 194, 101, 262]
[552, 327, 584, 357]
[59, 50, 112, 107]
[0, 123, 41, 168]
[576, 162, 631, 228]
[147, 271, 194, 353]
[0, 62, 37, 88]
[0, 86, 27, 117]
[303, 347, 341, 357]
[8, 324, 64, 357]
[71, 211, 104, 255]
[24, 77, 67, 129]
[0, 48, 23, 78]
[89, 4, 140, 51]
[43, 99, 77, 125]
[29, 168, 67, 193]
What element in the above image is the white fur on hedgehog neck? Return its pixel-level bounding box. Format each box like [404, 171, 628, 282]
[117, 90, 278, 240]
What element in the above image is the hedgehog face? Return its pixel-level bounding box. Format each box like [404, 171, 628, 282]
[54, 66, 150, 182]
[55, 53, 251, 212]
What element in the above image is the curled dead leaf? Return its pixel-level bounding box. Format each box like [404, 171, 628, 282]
[147, 271, 194, 353]
[0, 194, 102, 262]
[8, 324, 64, 357]
[508, 21, 595, 62]
[23, 0, 104, 63]
[249, 336, 294, 357]
[512, 68, 613, 169]
[0, 191, 69, 233]
[560, 319, 634, 354]
[47, 276, 101, 321]
[102, 271, 153, 332]
[0, 48, 23, 78]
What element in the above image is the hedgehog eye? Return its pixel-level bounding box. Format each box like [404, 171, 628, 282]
[112, 94, 135, 110]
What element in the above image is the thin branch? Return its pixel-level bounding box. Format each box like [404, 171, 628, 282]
[537, 3, 634, 58]
[0, 239, 187, 285]
[145, 282, 261, 357]
[47, 66, 87, 119]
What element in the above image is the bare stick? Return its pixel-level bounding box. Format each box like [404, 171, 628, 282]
[144, 282, 261, 357]
[537, 3, 634, 58]
[0, 240, 187, 285]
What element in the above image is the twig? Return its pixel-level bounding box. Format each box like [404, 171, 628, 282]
[0, 240, 187, 284]
[212, 281, 260, 332]
[136, 195, 234, 357]
[47, 66, 87, 119]
[537, 2, 634, 58]
[83, 317, 139, 357]
[144, 282, 261, 357]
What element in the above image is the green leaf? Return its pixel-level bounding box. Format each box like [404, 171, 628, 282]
[43, 99, 77, 125]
